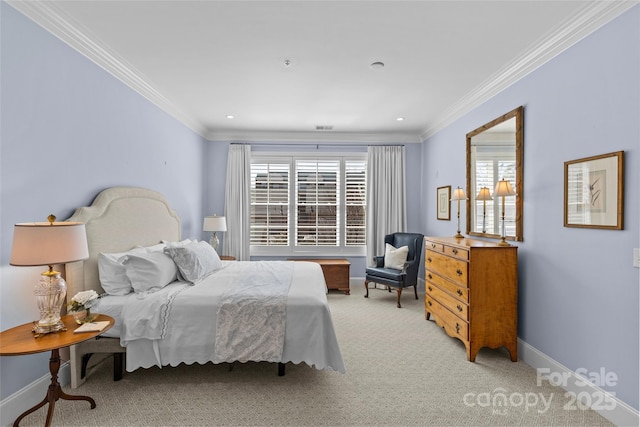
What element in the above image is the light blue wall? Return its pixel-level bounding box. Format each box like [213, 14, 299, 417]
[0, 3, 207, 399]
[422, 6, 639, 410]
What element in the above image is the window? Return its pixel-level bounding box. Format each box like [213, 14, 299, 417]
[250, 154, 366, 256]
[471, 146, 516, 235]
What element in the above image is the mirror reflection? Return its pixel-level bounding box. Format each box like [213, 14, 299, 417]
[466, 106, 523, 241]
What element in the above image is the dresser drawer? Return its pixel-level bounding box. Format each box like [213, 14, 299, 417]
[425, 270, 468, 303]
[425, 250, 468, 287]
[444, 245, 469, 261]
[426, 283, 468, 321]
[425, 296, 469, 341]
[425, 240, 444, 253]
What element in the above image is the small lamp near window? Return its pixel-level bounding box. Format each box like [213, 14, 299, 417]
[203, 215, 227, 251]
[10, 215, 89, 335]
[476, 187, 493, 234]
[450, 187, 467, 239]
[493, 179, 516, 246]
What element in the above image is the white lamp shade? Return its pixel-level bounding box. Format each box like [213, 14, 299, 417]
[476, 187, 493, 201]
[450, 187, 467, 201]
[10, 222, 89, 266]
[493, 179, 516, 197]
[203, 216, 227, 232]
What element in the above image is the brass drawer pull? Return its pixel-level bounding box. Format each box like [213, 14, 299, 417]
[457, 289, 463, 296]
[457, 304, 463, 312]
[427, 300, 432, 306]
[428, 286, 433, 292]
[431, 243, 436, 248]
[427, 257, 432, 263]
[428, 273, 433, 279]
[452, 248, 458, 254]
[455, 323, 461, 333]
[456, 269, 463, 276]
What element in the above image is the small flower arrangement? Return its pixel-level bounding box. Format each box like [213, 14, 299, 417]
[68, 290, 99, 313]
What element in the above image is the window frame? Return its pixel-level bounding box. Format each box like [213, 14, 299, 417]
[250, 152, 367, 257]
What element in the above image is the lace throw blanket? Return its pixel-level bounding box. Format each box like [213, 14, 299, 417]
[213, 261, 294, 363]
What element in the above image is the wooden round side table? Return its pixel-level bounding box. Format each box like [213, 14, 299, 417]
[0, 314, 114, 427]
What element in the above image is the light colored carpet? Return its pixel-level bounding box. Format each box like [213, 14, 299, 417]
[20, 286, 613, 426]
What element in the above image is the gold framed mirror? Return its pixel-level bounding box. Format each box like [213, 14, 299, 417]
[466, 106, 523, 242]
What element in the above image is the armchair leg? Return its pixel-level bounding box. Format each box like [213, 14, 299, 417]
[396, 288, 402, 308]
[364, 280, 370, 298]
[413, 284, 418, 300]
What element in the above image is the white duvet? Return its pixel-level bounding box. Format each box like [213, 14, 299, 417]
[96, 261, 346, 373]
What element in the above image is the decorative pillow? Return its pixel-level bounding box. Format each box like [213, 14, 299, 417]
[123, 252, 178, 293]
[163, 239, 192, 248]
[384, 243, 409, 270]
[98, 247, 147, 295]
[164, 240, 222, 284]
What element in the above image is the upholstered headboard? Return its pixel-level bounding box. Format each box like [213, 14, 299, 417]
[65, 187, 181, 297]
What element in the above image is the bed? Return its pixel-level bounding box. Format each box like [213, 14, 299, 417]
[65, 186, 345, 388]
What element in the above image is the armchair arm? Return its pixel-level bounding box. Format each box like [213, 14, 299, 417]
[401, 258, 418, 275]
[373, 256, 385, 267]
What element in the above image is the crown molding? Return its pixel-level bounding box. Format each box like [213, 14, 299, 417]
[419, 0, 638, 141]
[6, 0, 207, 137]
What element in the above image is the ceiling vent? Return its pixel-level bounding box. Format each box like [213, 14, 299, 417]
[315, 125, 334, 131]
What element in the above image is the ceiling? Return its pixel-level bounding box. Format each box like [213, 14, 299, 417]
[7, 1, 635, 143]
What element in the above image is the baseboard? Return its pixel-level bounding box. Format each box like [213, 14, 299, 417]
[0, 361, 70, 426]
[519, 339, 639, 426]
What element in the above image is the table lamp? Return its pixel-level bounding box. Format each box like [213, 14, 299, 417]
[10, 215, 89, 334]
[203, 215, 227, 251]
[493, 179, 517, 246]
[450, 187, 467, 239]
[476, 187, 493, 233]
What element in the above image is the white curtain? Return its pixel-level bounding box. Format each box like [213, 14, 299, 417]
[366, 145, 407, 266]
[224, 144, 251, 260]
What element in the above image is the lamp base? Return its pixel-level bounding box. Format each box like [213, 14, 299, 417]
[454, 232, 464, 239]
[33, 320, 66, 335]
[497, 237, 511, 246]
[34, 270, 67, 336]
[210, 232, 220, 252]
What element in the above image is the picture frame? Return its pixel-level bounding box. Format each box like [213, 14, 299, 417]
[564, 151, 624, 230]
[437, 186, 451, 220]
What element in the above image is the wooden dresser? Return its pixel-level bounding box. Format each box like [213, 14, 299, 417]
[424, 237, 518, 362]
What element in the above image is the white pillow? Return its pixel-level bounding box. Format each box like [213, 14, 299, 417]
[98, 247, 147, 295]
[140, 242, 166, 253]
[164, 240, 222, 284]
[384, 243, 409, 270]
[123, 252, 178, 293]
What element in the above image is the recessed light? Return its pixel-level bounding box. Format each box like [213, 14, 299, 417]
[370, 61, 385, 70]
[226, 115, 234, 119]
[396, 117, 405, 121]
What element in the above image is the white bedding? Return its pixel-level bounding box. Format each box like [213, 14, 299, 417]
[94, 260, 345, 373]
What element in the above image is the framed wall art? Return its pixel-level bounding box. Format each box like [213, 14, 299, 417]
[564, 151, 624, 229]
[437, 186, 451, 220]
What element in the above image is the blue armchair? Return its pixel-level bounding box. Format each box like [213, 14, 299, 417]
[364, 232, 424, 308]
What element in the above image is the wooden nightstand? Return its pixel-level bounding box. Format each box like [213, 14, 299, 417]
[220, 255, 236, 261]
[0, 314, 114, 427]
